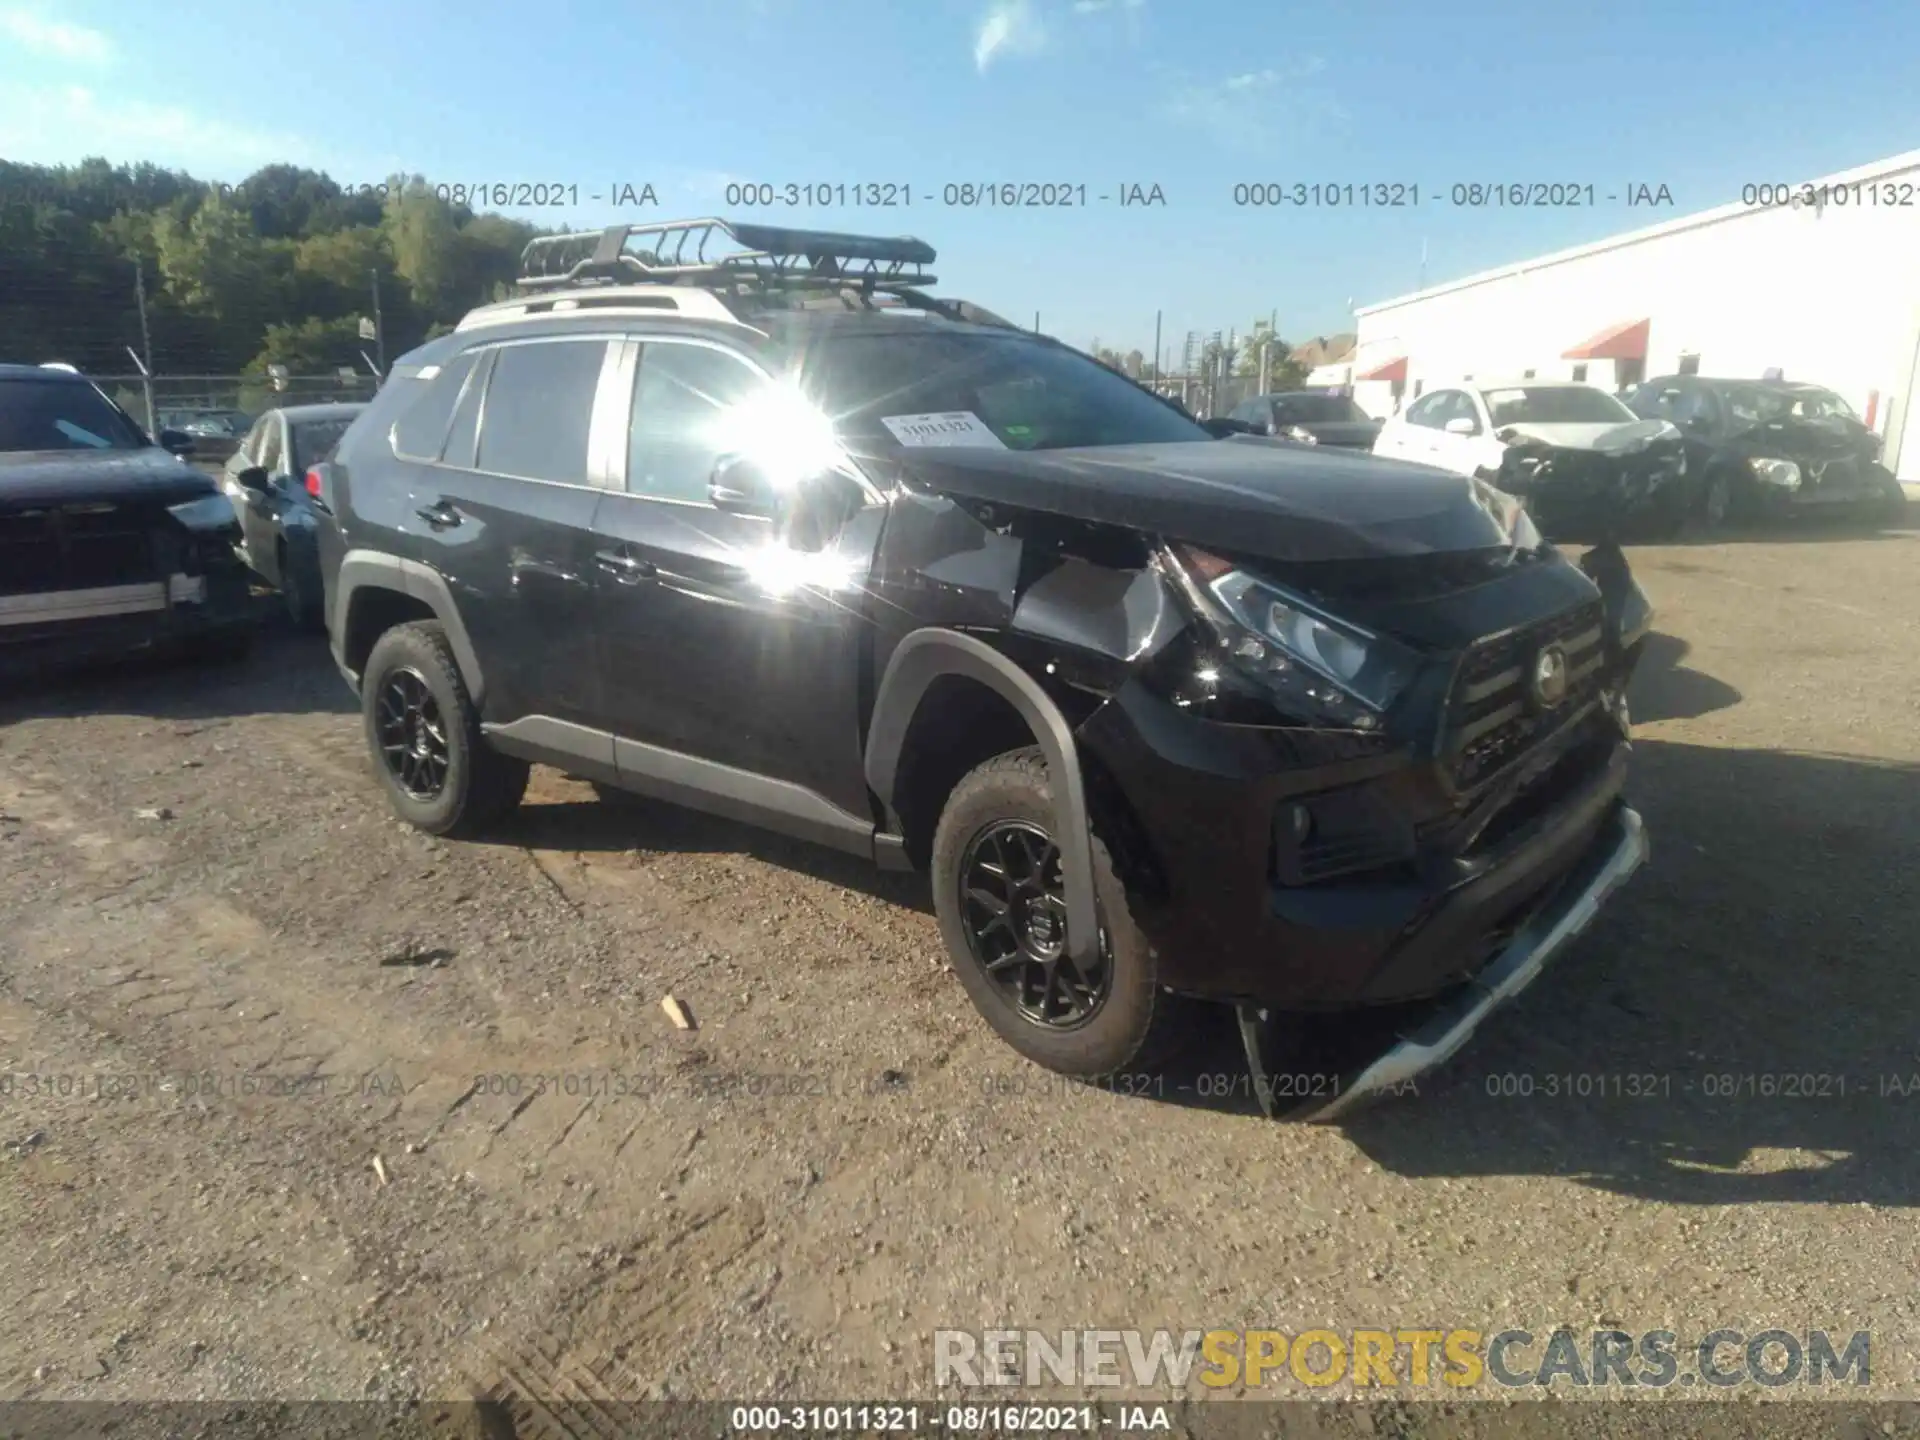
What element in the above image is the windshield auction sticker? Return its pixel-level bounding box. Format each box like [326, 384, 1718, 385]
[880, 411, 1008, 448]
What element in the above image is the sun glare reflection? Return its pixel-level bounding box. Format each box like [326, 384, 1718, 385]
[708, 380, 846, 487]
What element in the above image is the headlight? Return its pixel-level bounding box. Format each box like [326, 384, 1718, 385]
[1167, 544, 1420, 716]
[167, 493, 242, 531]
[1749, 457, 1801, 489]
[1283, 425, 1318, 445]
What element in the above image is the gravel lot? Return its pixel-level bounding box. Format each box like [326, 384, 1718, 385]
[3, 511, 1919, 1434]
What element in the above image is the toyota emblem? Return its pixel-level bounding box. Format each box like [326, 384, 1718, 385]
[1529, 644, 1570, 709]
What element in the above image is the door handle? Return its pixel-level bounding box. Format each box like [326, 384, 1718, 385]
[594, 548, 656, 583]
[415, 501, 462, 528]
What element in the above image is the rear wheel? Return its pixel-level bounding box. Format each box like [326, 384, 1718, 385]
[932, 747, 1194, 1077]
[362, 621, 527, 837]
[279, 541, 324, 631]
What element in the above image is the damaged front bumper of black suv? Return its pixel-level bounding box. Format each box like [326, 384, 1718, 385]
[1075, 542, 1653, 1118]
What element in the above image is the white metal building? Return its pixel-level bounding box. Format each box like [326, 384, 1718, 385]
[1347, 148, 1920, 480]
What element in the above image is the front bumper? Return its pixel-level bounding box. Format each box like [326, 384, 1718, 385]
[1290, 802, 1647, 1120]
[1079, 675, 1632, 1010]
[0, 566, 252, 677]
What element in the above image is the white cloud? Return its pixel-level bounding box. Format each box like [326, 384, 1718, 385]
[1070, 0, 1143, 12]
[974, 0, 1048, 71]
[0, 85, 339, 177]
[0, 7, 113, 63]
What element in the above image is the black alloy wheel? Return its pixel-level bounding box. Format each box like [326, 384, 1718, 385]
[375, 667, 451, 801]
[957, 818, 1111, 1028]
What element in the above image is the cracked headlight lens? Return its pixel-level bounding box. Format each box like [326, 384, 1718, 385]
[1169, 545, 1420, 714]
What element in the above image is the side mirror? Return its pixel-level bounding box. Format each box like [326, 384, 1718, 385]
[1443, 416, 1478, 436]
[708, 455, 780, 518]
[158, 428, 196, 455]
[235, 465, 273, 492]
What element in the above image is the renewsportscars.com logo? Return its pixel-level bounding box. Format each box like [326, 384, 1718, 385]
[933, 1327, 1872, 1390]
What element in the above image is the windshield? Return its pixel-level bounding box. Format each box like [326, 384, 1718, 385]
[792, 329, 1211, 451]
[1479, 385, 1635, 428]
[0, 378, 150, 453]
[1723, 384, 1857, 426]
[290, 416, 357, 471]
[1271, 394, 1369, 425]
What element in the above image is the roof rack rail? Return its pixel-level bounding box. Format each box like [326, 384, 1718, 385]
[517, 217, 938, 295]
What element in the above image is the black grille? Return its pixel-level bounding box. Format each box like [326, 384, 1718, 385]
[1445, 601, 1606, 790]
[0, 505, 157, 596]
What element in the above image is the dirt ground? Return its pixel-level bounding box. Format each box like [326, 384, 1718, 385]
[3, 511, 1919, 1435]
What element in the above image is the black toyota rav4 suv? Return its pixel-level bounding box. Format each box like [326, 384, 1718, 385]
[312, 220, 1652, 1117]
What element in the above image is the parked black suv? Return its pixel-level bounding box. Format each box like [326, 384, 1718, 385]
[312, 220, 1652, 1116]
[1, 363, 254, 676]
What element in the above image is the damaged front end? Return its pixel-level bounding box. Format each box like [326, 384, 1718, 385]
[0, 465, 254, 678]
[870, 448, 1653, 1119]
[1721, 415, 1903, 517]
[1489, 421, 1691, 540]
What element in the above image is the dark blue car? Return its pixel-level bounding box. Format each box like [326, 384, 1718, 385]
[224, 402, 365, 628]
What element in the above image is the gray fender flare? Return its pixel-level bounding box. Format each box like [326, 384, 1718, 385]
[333, 549, 486, 707]
[864, 628, 1098, 966]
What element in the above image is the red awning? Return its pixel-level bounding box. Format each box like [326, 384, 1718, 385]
[1356, 356, 1407, 383]
[1563, 318, 1649, 361]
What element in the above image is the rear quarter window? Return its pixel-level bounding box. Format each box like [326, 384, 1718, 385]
[390, 350, 480, 461]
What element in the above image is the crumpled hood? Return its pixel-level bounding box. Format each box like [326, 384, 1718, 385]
[1496, 417, 1678, 453]
[1725, 414, 1881, 464]
[0, 446, 216, 510]
[874, 436, 1526, 563]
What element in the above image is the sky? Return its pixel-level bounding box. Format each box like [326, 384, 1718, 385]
[3, 0, 1918, 361]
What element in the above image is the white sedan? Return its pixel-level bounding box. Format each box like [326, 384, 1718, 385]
[1372, 379, 1691, 535]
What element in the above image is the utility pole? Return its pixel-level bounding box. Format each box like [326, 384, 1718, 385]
[369, 269, 387, 374]
[1152, 310, 1162, 386]
[132, 261, 157, 433]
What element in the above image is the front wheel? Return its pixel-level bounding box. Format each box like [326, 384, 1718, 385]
[361, 621, 528, 838]
[1696, 470, 1734, 532]
[931, 747, 1194, 1077]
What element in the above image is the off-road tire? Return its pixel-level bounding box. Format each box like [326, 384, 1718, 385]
[932, 746, 1195, 1077]
[361, 620, 528, 838]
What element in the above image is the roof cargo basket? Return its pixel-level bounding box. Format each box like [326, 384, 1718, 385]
[517, 217, 938, 294]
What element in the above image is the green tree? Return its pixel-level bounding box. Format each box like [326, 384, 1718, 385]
[381, 176, 459, 311]
[248, 316, 366, 374]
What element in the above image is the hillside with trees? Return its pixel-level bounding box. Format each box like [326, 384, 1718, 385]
[0, 159, 539, 379]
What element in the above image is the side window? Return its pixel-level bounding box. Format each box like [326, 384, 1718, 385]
[475, 340, 608, 485]
[1670, 385, 1717, 431]
[626, 341, 768, 503]
[1403, 392, 1447, 428]
[1451, 392, 1484, 434]
[392, 350, 479, 461]
[256, 417, 284, 474]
